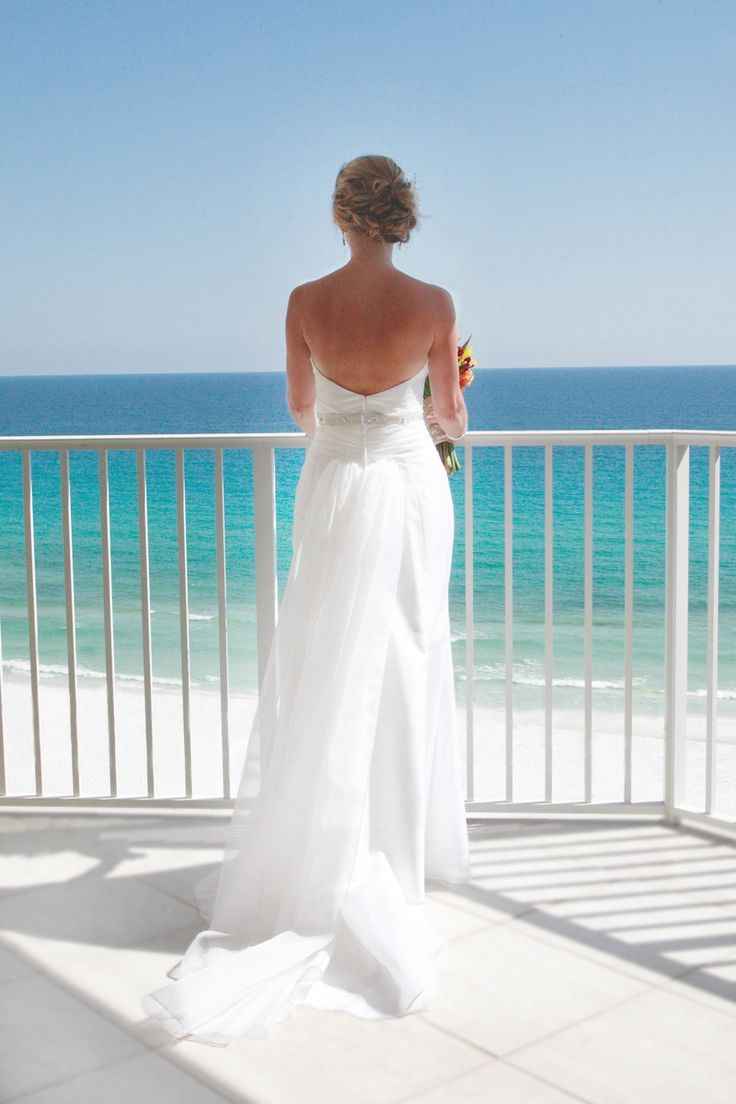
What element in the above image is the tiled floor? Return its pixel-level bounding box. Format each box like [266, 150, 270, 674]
[1, 811, 735, 1103]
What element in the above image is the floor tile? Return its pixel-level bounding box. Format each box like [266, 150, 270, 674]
[0, 972, 143, 1102]
[424, 884, 531, 925]
[159, 1007, 487, 1104]
[659, 958, 736, 1019]
[505, 900, 735, 986]
[422, 920, 648, 1055]
[0, 939, 32, 985]
[2, 1048, 234, 1104]
[0, 867, 199, 953]
[0, 847, 101, 899]
[0, 924, 204, 1049]
[402, 1058, 584, 1103]
[423, 895, 490, 943]
[510, 985, 736, 1104]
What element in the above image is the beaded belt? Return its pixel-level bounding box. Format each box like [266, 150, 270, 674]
[317, 410, 425, 426]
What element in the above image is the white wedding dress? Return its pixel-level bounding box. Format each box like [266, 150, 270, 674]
[141, 358, 471, 1044]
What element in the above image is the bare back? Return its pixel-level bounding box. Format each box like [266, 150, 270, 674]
[298, 268, 444, 394]
[286, 261, 466, 437]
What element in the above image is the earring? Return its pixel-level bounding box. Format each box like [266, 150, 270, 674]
[342, 232, 346, 246]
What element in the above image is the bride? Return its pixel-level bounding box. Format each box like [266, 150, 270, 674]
[141, 154, 471, 1045]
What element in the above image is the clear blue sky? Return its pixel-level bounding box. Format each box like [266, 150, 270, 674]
[1, 0, 734, 374]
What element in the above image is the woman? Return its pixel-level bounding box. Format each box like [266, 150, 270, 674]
[142, 154, 471, 1045]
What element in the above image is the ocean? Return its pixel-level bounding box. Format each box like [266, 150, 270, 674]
[1, 365, 735, 731]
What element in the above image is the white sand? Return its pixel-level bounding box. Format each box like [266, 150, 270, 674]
[1, 672, 734, 819]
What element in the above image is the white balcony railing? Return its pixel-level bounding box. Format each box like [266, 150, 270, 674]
[0, 429, 734, 841]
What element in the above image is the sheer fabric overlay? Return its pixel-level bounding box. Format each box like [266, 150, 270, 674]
[141, 360, 471, 1045]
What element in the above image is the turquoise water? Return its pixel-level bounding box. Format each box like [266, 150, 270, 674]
[0, 366, 734, 722]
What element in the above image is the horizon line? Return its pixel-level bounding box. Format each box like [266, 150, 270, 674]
[1, 362, 735, 381]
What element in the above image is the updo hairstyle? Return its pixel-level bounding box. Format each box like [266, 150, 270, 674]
[332, 155, 419, 245]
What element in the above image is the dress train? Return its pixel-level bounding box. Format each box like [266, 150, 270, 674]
[141, 360, 471, 1044]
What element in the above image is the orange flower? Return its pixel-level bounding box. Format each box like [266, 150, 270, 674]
[457, 336, 477, 390]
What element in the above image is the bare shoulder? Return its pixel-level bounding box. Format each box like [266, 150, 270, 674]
[287, 272, 342, 317]
[288, 270, 454, 327]
[286, 278, 318, 305]
[414, 281, 456, 333]
[400, 274, 454, 309]
[290, 266, 346, 293]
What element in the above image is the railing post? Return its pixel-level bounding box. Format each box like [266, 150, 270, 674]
[504, 444, 513, 801]
[60, 449, 80, 796]
[214, 447, 230, 799]
[705, 445, 720, 814]
[22, 450, 42, 794]
[544, 444, 553, 801]
[464, 444, 474, 803]
[663, 438, 689, 823]
[0, 616, 5, 795]
[175, 448, 192, 796]
[252, 445, 279, 691]
[252, 444, 280, 779]
[136, 448, 155, 798]
[584, 443, 593, 803]
[98, 448, 117, 797]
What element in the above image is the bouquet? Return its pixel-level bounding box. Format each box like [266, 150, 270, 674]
[423, 336, 476, 475]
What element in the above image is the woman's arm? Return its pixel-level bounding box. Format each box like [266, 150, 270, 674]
[425, 288, 468, 442]
[285, 285, 317, 439]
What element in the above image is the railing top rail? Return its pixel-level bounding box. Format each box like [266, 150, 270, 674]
[0, 428, 735, 452]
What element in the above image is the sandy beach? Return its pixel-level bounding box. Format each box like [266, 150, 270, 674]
[1, 671, 734, 819]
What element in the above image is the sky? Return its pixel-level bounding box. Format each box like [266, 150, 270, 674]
[1, 0, 734, 375]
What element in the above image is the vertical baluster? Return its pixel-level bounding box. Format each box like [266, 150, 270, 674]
[60, 450, 80, 795]
[137, 449, 154, 797]
[584, 444, 593, 803]
[22, 450, 42, 794]
[544, 444, 553, 801]
[176, 449, 192, 798]
[624, 443, 634, 804]
[0, 616, 6, 795]
[504, 444, 514, 801]
[253, 446, 279, 688]
[664, 441, 689, 822]
[215, 447, 230, 800]
[464, 445, 474, 803]
[252, 444, 279, 785]
[98, 449, 117, 796]
[705, 445, 720, 814]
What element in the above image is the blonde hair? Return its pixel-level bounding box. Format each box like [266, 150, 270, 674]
[332, 155, 419, 244]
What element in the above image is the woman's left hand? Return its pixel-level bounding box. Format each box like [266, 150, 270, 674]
[423, 396, 451, 445]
